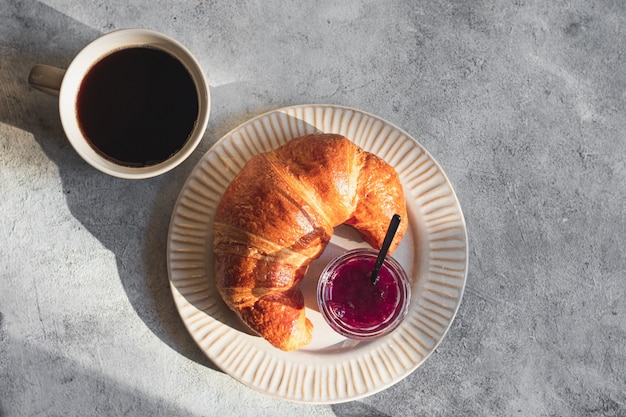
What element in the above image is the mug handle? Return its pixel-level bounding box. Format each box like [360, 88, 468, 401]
[28, 64, 66, 96]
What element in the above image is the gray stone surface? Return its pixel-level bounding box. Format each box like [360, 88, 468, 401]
[2, 0, 626, 416]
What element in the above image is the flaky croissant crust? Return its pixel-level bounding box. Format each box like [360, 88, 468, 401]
[213, 133, 407, 351]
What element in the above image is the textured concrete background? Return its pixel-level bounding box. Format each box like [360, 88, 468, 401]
[2, 0, 626, 416]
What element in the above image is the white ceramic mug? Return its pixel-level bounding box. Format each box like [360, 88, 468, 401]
[28, 28, 210, 179]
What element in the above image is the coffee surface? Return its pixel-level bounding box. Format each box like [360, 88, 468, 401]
[77, 47, 199, 167]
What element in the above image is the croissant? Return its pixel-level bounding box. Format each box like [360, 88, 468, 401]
[213, 133, 407, 351]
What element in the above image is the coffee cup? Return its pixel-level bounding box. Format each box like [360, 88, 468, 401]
[29, 29, 210, 179]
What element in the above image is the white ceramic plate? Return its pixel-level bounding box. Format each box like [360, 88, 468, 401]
[167, 104, 467, 404]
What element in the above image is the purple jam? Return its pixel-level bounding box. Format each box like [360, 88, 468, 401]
[318, 248, 411, 340]
[327, 258, 398, 328]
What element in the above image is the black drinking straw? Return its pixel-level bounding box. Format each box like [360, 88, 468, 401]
[370, 214, 402, 285]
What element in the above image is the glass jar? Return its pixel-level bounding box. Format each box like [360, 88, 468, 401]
[317, 248, 411, 340]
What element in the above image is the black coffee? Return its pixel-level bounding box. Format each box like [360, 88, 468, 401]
[77, 47, 199, 167]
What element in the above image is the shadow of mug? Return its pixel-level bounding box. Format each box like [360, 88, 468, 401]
[1, 0, 218, 371]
